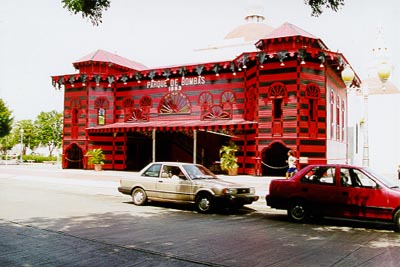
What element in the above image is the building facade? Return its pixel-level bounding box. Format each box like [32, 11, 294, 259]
[51, 22, 360, 176]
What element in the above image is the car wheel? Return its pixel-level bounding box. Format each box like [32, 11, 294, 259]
[394, 210, 400, 232]
[132, 188, 147, 206]
[288, 200, 309, 223]
[196, 193, 213, 213]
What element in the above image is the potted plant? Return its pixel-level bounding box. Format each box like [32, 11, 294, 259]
[85, 148, 105, 171]
[219, 142, 239, 175]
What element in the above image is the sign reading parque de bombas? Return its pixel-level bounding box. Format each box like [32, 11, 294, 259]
[146, 76, 206, 89]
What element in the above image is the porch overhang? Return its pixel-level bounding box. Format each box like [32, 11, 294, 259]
[86, 119, 257, 134]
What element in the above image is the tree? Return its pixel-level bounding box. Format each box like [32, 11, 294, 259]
[62, 0, 110, 26]
[305, 0, 345, 17]
[35, 111, 63, 157]
[0, 98, 13, 138]
[0, 134, 15, 155]
[62, 0, 345, 26]
[16, 120, 41, 155]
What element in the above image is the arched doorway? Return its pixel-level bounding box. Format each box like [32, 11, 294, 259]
[261, 142, 291, 177]
[64, 143, 83, 169]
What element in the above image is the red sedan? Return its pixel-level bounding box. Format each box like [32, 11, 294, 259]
[266, 164, 400, 232]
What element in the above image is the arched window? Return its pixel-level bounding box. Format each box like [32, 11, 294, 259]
[138, 95, 152, 121]
[269, 82, 287, 120]
[336, 96, 340, 140]
[70, 97, 81, 138]
[70, 97, 81, 126]
[139, 95, 153, 108]
[220, 90, 236, 119]
[341, 100, 346, 142]
[245, 86, 256, 121]
[122, 97, 135, 122]
[122, 97, 134, 108]
[199, 92, 213, 120]
[330, 91, 335, 139]
[305, 84, 320, 121]
[158, 92, 191, 114]
[94, 97, 109, 125]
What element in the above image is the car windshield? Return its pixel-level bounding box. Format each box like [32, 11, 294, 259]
[183, 164, 216, 180]
[364, 167, 400, 188]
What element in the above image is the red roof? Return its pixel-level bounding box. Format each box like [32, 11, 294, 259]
[87, 119, 257, 133]
[264, 22, 317, 39]
[73, 49, 147, 71]
[262, 22, 328, 49]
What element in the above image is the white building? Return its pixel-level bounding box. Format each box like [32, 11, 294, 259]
[195, 0, 274, 61]
[347, 28, 400, 176]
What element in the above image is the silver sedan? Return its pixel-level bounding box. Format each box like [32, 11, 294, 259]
[118, 162, 259, 213]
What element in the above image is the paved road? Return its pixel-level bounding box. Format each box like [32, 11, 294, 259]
[1, 164, 400, 267]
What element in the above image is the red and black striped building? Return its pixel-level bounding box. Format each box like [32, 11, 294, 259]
[51, 22, 360, 176]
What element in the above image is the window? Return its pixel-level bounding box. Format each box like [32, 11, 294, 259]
[341, 100, 346, 142]
[142, 164, 161, 177]
[305, 84, 320, 122]
[98, 108, 105, 125]
[220, 90, 236, 119]
[161, 165, 183, 179]
[273, 98, 283, 119]
[70, 97, 81, 126]
[269, 83, 287, 121]
[245, 86, 256, 120]
[340, 168, 378, 188]
[94, 97, 109, 125]
[309, 99, 316, 121]
[158, 92, 191, 114]
[122, 97, 135, 122]
[330, 91, 334, 139]
[183, 164, 216, 179]
[301, 166, 335, 185]
[336, 96, 340, 140]
[340, 168, 352, 187]
[352, 169, 377, 188]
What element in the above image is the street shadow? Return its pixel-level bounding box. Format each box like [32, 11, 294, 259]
[122, 200, 257, 215]
[3, 208, 400, 267]
[260, 210, 395, 232]
[311, 216, 394, 232]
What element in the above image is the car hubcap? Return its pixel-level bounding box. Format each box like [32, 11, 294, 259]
[134, 191, 143, 203]
[292, 205, 305, 219]
[199, 198, 210, 211]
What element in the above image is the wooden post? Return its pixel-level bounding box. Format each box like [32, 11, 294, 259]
[152, 128, 156, 162]
[193, 129, 197, 164]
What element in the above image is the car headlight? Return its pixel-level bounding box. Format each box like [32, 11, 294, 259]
[223, 188, 238, 194]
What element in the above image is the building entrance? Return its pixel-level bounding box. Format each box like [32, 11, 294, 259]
[64, 143, 84, 169]
[262, 142, 290, 177]
[124, 130, 229, 171]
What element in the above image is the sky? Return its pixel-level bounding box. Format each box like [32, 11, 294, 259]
[0, 0, 399, 122]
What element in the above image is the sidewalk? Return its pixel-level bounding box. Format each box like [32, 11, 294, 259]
[0, 163, 278, 199]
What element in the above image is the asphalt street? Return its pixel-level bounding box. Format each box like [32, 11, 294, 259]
[1, 163, 400, 267]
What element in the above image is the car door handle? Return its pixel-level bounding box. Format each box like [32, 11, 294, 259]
[301, 188, 308, 192]
[342, 191, 348, 196]
[158, 180, 163, 183]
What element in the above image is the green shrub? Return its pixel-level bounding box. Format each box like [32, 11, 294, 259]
[22, 155, 58, 163]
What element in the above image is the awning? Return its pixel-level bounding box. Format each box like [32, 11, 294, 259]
[87, 119, 257, 134]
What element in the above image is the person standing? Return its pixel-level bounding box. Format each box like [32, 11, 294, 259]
[286, 150, 297, 179]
